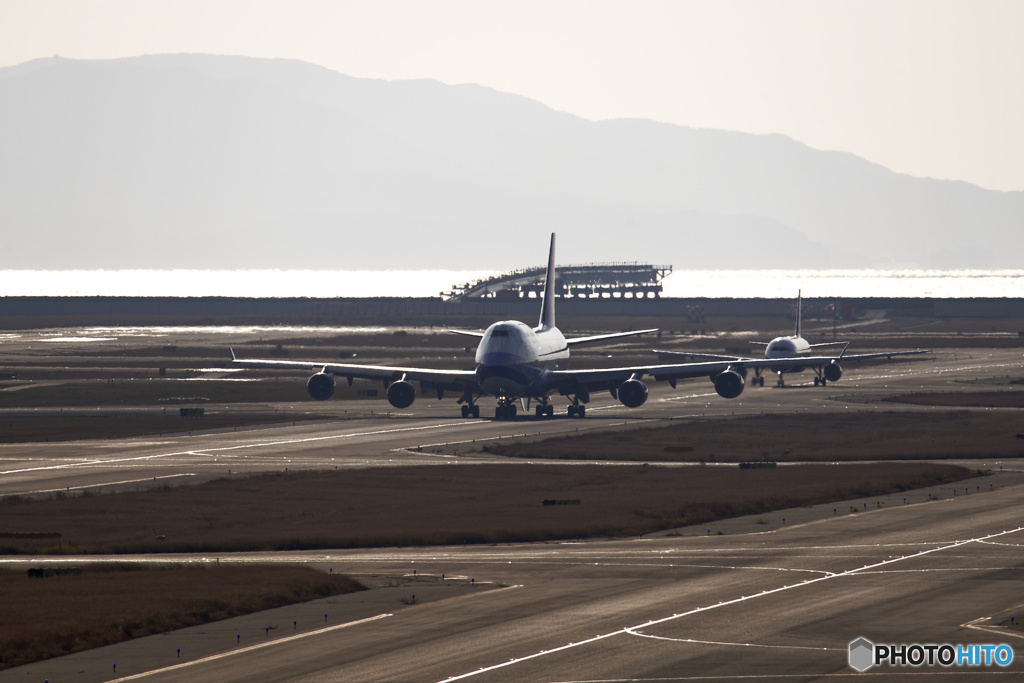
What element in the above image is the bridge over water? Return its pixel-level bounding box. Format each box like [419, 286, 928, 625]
[445, 263, 673, 301]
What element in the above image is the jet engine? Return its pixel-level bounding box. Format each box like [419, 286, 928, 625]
[386, 380, 416, 409]
[823, 361, 843, 383]
[713, 369, 745, 399]
[306, 372, 336, 401]
[617, 378, 649, 408]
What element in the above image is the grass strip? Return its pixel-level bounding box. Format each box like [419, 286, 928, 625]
[0, 563, 363, 670]
[0, 411, 327, 443]
[0, 463, 974, 555]
[482, 410, 1024, 462]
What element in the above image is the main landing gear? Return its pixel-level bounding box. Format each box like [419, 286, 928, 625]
[566, 392, 588, 418]
[534, 402, 555, 418]
[459, 389, 481, 418]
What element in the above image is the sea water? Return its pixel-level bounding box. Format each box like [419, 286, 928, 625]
[0, 269, 1021, 299]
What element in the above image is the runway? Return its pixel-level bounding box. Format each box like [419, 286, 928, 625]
[2, 346, 1023, 680]
[2, 347, 1020, 497]
[4, 468, 1023, 681]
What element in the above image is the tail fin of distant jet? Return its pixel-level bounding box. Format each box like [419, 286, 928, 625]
[538, 233, 556, 330]
[794, 289, 802, 338]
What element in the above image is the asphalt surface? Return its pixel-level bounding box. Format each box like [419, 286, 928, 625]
[2, 344, 1023, 681]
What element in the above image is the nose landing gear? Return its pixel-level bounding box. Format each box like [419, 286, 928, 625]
[534, 402, 554, 418]
[495, 400, 517, 419]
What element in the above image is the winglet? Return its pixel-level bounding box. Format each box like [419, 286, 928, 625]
[229, 347, 236, 361]
[538, 233, 556, 330]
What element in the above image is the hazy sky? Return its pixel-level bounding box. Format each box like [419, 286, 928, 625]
[3, 0, 1022, 192]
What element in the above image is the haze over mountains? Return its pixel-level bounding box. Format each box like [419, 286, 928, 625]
[1, 54, 1020, 271]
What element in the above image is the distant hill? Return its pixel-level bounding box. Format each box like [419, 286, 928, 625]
[1, 54, 1020, 270]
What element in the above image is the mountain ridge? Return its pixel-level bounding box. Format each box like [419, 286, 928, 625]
[1, 54, 1019, 270]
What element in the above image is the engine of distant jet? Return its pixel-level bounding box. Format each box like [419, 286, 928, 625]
[823, 361, 843, 383]
[617, 378, 648, 408]
[713, 369, 745, 399]
[306, 372, 336, 401]
[387, 380, 417, 409]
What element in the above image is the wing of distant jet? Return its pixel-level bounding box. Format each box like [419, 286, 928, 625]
[654, 348, 929, 364]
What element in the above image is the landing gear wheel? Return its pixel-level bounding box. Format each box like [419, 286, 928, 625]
[814, 377, 820, 387]
[472, 405, 480, 418]
[461, 405, 470, 418]
[507, 403, 516, 418]
[757, 376, 765, 387]
[545, 404, 554, 417]
[536, 405, 544, 418]
[577, 404, 586, 418]
[567, 405, 577, 418]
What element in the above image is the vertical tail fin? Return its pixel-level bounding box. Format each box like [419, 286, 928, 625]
[538, 233, 556, 329]
[794, 289, 802, 338]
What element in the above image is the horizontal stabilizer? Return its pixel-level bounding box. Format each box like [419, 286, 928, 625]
[567, 328, 658, 347]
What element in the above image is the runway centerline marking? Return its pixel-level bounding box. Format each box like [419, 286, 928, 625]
[436, 525, 1024, 682]
[111, 613, 392, 681]
[625, 633, 839, 651]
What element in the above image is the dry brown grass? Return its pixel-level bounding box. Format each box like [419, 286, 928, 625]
[885, 391, 1024, 408]
[484, 411, 1024, 462]
[0, 564, 364, 670]
[0, 411, 327, 443]
[0, 463, 973, 555]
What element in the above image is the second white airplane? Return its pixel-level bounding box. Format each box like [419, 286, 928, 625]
[656, 290, 928, 388]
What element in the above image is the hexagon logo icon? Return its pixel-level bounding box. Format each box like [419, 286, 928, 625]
[849, 637, 874, 672]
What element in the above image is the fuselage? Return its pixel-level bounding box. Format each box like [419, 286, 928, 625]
[764, 334, 812, 373]
[474, 320, 568, 399]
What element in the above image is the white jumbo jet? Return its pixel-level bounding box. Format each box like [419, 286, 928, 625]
[232, 235, 924, 417]
[655, 290, 928, 389]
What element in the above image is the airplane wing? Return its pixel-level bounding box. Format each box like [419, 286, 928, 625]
[549, 347, 931, 392]
[567, 328, 658, 347]
[229, 349, 478, 389]
[449, 329, 485, 339]
[831, 349, 930, 362]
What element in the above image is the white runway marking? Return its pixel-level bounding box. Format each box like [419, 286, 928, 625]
[437, 526, 1024, 682]
[110, 613, 392, 681]
[624, 633, 839, 651]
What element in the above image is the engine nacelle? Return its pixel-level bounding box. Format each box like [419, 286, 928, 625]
[617, 378, 649, 408]
[306, 372, 336, 401]
[386, 380, 416, 409]
[823, 361, 843, 383]
[714, 369, 745, 399]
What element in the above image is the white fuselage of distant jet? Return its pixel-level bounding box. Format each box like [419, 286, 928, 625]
[475, 321, 568, 399]
[764, 334, 811, 365]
